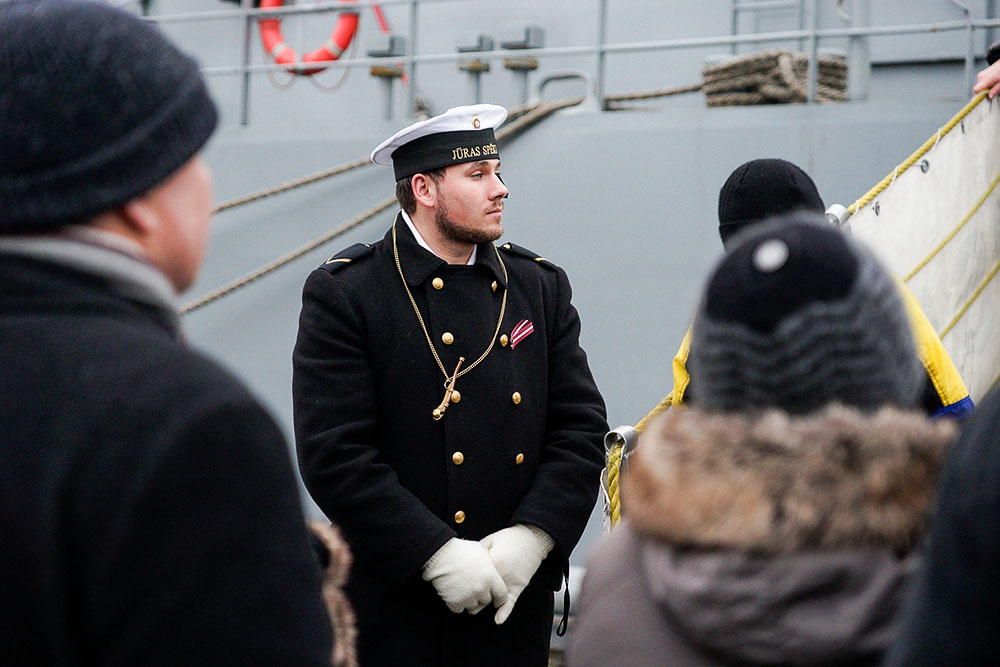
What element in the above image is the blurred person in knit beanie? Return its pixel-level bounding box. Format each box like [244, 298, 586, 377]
[667, 157, 972, 420]
[567, 216, 956, 667]
[0, 2, 354, 664]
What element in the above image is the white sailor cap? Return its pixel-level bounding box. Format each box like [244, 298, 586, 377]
[370, 103, 507, 181]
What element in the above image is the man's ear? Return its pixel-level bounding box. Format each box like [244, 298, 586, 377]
[118, 197, 160, 239]
[411, 173, 438, 209]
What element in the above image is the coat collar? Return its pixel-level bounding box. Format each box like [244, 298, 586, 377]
[0, 227, 181, 337]
[624, 404, 956, 554]
[387, 212, 508, 289]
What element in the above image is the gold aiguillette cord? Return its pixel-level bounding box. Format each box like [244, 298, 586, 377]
[432, 357, 465, 421]
[392, 220, 508, 422]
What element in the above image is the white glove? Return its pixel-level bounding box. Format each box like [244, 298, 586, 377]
[481, 524, 555, 625]
[422, 538, 508, 614]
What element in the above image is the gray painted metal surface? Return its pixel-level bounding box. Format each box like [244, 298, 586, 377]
[108, 0, 989, 566]
[145, 0, 994, 125]
[184, 84, 968, 562]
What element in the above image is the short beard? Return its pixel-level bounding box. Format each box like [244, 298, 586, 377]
[434, 200, 503, 245]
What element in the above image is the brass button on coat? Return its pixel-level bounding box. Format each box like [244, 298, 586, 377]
[500, 334, 509, 347]
[450, 390, 461, 403]
[432, 277, 444, 290]
[515, 453, 524, 465]
[491, 281, 498, 293]
[452, 451, 464, 465]
[454, 510, 466, 524]
[512, 391, 521, 405]
[442, 332, 454, 345]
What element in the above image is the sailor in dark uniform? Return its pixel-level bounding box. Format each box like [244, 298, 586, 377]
[292, 104, 608, 666]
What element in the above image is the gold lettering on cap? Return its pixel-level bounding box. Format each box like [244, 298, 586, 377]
[450, 143, 499, 162]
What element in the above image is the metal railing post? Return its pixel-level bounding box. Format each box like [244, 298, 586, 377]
[964, 5, 975, 92]
[847, 0, 870, 101]
[989, 0, 999, 53]
[238, 0, 253, 126]
[796, 0, 805, 51]
[407, 0, 418, 118]
[806, 0, 819, 102]
[597, 0, 609, 108]
[730, 0, 740, 54]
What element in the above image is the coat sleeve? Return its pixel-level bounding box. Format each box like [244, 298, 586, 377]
[883, 388, 1000, 666]
[510, 266, 608, 568]
[293, 268, 456, 586]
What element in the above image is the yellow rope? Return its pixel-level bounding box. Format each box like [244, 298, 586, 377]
[848, 92, 988, 216]
[607, 392, 674, 528]
[607, 445, 623, 526]
[939, 259, 1000, 339]
[988, 371, 1000, 397]
[902, 168, 1000, 283]
[635, 393, 674, 435]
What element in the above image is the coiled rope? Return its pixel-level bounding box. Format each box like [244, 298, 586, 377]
[604, 49, 847, 108]
[702, 49, 847, 106]
[181, 96, 583, 315]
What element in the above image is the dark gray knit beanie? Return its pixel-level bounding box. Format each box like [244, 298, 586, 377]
[689, 215, 924, 415]
[0, 0, 218, 231]
[717, 158, 824, 249]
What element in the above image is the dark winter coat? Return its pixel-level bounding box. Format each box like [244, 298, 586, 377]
[293, 215, 608, 666]
[885, 386, 1000, 666]
[567, 405, 955, 667]
[0, 240, 335, 666]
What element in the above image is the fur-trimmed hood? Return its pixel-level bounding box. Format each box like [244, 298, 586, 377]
[617, 405, 956, 665]
[309, 522, 358, 667]
[626, 404, 955, 553]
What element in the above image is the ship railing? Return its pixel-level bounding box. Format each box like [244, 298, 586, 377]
[141, 0, 1000, 124]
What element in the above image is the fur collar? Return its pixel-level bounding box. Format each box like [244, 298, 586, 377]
[624, 404, 956, 554]
[309, 522, 358, 667]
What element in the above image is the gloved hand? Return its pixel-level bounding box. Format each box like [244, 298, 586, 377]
[481, 524, 555, 625]
[422, 538, 508, 614]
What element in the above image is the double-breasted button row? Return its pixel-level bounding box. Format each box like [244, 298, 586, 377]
[433, 390, 519, 405]
[433, 276, 499, 293]
[452, 451, 522, 465]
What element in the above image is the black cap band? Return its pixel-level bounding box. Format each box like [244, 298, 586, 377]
[391, 129, 499, 181]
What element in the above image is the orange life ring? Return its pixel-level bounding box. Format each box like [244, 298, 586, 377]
[259, 0, 359, 76]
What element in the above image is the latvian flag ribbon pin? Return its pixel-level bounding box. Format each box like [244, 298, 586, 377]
[510, 319, 534, 349]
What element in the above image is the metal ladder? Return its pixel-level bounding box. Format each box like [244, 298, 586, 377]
[730, 0, 805, 53]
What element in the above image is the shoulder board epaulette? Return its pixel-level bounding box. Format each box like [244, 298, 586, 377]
[498, 242, 557, 270]
[319, 243, 373, 274]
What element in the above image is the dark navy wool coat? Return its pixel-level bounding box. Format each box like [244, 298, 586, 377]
[293, 215, 608, 666]
[0, 253, 333, 666]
